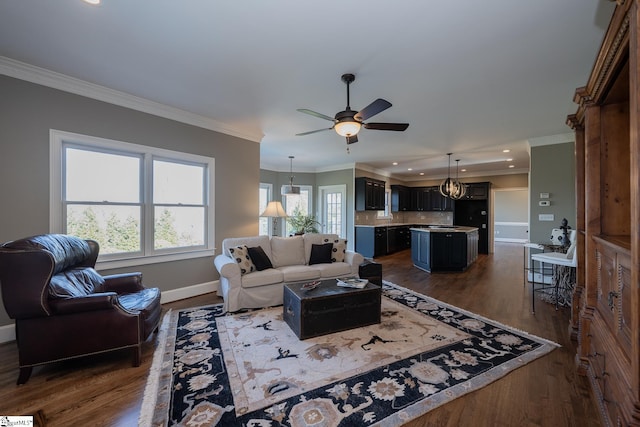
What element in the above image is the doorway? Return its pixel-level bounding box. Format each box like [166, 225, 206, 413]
[318, 185, 346, 237]
[492, 187, 529, 248]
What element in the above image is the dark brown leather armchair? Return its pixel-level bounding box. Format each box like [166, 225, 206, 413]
[0, 234, 162, 384]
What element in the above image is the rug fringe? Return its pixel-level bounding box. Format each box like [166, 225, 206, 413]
[138, 309, 173, 427]
[382, 280, 561, 348]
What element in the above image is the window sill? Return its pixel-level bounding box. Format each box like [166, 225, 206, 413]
[96, 248, 216, 270]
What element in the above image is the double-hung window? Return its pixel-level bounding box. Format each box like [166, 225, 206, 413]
[50, 130, 215, 268]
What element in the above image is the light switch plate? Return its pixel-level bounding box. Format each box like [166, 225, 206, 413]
[539, 214, 554, 221]
[538, 200, 550, 206]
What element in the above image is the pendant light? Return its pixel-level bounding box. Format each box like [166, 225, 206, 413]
[282, 156, 300, 196]
[439, 153, 466, 200]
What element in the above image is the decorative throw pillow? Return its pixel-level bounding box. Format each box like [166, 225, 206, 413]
[309, 243, 333, 265]
[229, 245, 255, 275]
[248, 246, 273, 271]
[324, 237, 347, 262]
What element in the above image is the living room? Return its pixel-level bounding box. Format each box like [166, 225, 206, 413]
[0, 1, 630, 426]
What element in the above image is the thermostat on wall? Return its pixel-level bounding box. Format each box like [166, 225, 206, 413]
[538, 200, 550, 206]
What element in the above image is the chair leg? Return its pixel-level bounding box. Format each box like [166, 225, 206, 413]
[132, 346, 141, 367]
[17, 366, 32, 385]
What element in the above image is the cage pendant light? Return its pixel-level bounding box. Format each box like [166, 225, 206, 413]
[282, 156, 301, 195]
[439, 153, 465, 199]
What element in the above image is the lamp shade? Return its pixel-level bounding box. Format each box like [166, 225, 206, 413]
[260, 201, 287, 218]
[334, 120, 361, 137]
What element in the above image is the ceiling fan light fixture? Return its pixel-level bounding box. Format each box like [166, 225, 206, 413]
[334, 120, 361, 137]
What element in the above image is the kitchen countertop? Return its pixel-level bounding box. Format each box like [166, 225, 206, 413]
[409, 225, 478, 233]
[354, 223, 452, 228]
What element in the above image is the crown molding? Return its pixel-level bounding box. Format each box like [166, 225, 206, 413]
[0, 56, 263, 143]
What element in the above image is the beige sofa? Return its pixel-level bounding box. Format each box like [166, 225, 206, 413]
[214, 233, 364, 312]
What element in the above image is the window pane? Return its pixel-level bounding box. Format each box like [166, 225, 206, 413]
[154, 206, 205, 249]
[66, 148, 140, 202]
[154, 160, 204, 204]
[259, 186, 270, 236]
[67, 204, 141, 254]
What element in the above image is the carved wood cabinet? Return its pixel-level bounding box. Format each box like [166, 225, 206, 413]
[567, 2, 640, 425]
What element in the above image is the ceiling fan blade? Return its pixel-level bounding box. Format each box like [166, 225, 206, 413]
[296, 127, 334, 136]
[364, 122, 409, 131]
[297, 109, 336, 122]
[346, 135, 358, 144]
[354, 98, 392, 121]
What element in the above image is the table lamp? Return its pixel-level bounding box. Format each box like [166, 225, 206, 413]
[260, 201, 288, 237]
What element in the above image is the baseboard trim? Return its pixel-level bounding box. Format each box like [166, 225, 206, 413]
[0, 280, 220, 344]
[0, 324, 14, 344]
[160, 280, 220, 304]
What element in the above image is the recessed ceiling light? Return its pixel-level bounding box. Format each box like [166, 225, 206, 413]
[503, 149, 510, 153]
[407, 168, 413, 171]
[509, 165, 515, 168]
[461, 169, 467, 172]
[506, 158, 513, 161]
[83, 0, 100, 4]
[392, 162, 398, 165]
[419, 172, 425, 176]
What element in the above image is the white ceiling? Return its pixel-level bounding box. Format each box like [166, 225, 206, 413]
[0, 0, 615, 180]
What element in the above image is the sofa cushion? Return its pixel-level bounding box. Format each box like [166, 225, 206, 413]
[309, 243, 333, 265]
[303, 233, 340, 264]
[229, 245, 255, 275]
[313, 262, 353, 278]
[241, 269, 284, 288]
[223, 236, 272, 260]
[279, 265, 321, 282]
[49, 267, 106, 298]
[323, 237, 347, 262]
[270, 236, 305, 267]
[248, 246, 273, 271]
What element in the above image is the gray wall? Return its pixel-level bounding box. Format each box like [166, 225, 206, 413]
[0, 75, 260, 327]
[529, 142, 576, 243]
[260, 167, 355, 248]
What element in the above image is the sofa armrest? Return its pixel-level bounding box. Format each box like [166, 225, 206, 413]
[214, 255, 241, 280]
[103, 272, 144, 294]
[49, 292, 119, 314]
[344, 250, 364, 267]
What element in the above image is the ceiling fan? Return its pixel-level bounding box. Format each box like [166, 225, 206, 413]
[296, 73, 409, 145]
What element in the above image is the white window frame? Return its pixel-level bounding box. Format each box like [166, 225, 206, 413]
[281, 185, 313, 236]
[318, 184, 347, 237]
[259, 183, 273, 236]
[377, 189, 393, 219]
[50, 129, 215, 269]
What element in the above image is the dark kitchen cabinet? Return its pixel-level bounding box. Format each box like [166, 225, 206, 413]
[430, 232, 467, 271]
[428, 187, 454, 211]
[461, 182, 489, 200]
[410, 187, 431, 211]
[454, 182, 491, 254]
[387, 226, 411, 253]
[391, 185, 410, 211]
[411, 229, 476, 272]
[356, 177, 386, 211]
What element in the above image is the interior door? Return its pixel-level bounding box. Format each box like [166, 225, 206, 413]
[319, 185, 346, 237]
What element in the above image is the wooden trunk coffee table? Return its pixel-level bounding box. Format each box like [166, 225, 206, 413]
[283, 278, 381, 340]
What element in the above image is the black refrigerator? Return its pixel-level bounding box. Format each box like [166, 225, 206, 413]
[454, 199, 489, 254]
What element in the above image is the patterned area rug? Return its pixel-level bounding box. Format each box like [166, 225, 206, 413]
[139, 281, 558, 426]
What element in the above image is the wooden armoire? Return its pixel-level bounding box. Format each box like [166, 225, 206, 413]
[567, 1, 640, 425]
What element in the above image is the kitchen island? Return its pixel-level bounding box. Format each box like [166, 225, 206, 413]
[410, 226, 478, 272]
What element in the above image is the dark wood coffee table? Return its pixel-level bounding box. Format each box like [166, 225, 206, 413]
[283, 278, 381, 340]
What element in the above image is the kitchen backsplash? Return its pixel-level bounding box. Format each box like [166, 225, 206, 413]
[355, 211, 453, 226]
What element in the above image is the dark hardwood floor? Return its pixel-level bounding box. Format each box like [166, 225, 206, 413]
[0, 242, 600, 426]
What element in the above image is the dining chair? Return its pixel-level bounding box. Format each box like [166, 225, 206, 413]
[530, 230, 577, 313]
